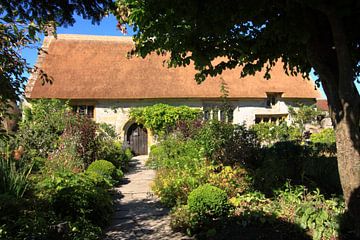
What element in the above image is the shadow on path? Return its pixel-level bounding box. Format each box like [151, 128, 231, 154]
[103, 155, 190, 240]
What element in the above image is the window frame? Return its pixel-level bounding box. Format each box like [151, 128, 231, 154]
[72, 105, 95, 118]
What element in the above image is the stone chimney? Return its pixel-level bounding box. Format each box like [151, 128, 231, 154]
[44, 21, 56, 37]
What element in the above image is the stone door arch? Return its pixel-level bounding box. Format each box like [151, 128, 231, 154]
[125, 123, 148, 155]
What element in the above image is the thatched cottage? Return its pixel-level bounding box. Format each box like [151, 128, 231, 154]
[26, 34, 321, 154]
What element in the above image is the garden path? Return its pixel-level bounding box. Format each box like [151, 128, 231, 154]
[103, 155, 191, 240]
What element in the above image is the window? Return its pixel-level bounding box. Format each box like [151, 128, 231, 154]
[204, 109, 210, 121]
[87, 106, 94, 118]
[266, 92, 282, 108]
[255, 114, 287, 124]
[72, 105, 95, 118]
[203, 107, 234, 123]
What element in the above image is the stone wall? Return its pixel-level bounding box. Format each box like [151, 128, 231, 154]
[71, 98, 316, 152]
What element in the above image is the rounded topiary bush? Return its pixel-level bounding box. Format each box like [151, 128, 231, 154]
[187, 184, 229, 221]
[87, 160, 118, 180]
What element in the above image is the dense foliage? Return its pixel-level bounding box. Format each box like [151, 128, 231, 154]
[37, 171, 113, 228]
[230, 185, 344, 240]
[0, 99, 131, 239]
[115, 1, 360, 233]
[149, 118, 346, 238]
[251, 121, 302, 145]
[310, 128, 336, 146]
[17, 99, 70, 160]
[150, 137, 207, 206]
[97, 138, 133, 171]
[130, 103, 201, 135]
[195, 121, 260, 166]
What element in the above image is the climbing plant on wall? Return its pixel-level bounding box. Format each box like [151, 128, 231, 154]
[129, 104, 201, 135]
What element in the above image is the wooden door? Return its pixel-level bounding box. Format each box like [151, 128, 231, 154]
[127, 123, 148, 155]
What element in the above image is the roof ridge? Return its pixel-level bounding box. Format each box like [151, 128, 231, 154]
[55, 34, 133, 42]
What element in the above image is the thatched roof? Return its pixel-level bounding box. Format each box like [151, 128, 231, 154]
[26, 34, 321, 100]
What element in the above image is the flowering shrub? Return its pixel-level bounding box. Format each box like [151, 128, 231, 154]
[208, 165, 252, 198]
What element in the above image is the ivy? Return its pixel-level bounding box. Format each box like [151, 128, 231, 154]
[129, 103, 201, 135]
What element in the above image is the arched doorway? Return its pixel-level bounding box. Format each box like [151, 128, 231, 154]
[126, 123, 148, 155]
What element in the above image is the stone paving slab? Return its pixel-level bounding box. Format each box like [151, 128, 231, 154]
[103, 155, 191, 240]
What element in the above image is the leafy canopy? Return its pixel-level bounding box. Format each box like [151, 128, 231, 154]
[115, 0, 359, 83]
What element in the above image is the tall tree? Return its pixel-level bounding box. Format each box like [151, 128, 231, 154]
[0, 0, 114, 123]
[114, 0, 360, 234]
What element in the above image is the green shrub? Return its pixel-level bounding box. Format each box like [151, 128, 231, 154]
[62, 113, 98, 167]
[170, 204, 198, 235]
[17, 100, 98, 169]
[310, 128, 335, 145]
[149, 136, 208, 206]
[0, 194, 57, 240]
[195, 121, 260, 166]
[208, 165, 252, 198]
[98, 123, 117, 138]
[251, 121, 302, 145]
[276, 185, 344, 240]
[288, 104, 322, 131]
[254, 141, 307, 194]
[116, 168, 124, 179]
[309, 128, 336, 156]
[97, 140, 132, 171]
[0, 169, 113, 240]
[45, 135, 85, 174]
[254, 141, 341, 195]
[188, 184, 230, 222]
[37, 171, 113, 228]
[124, 148, 133, 161]
[152, 166, 208, 207]
[16, 99, 70, 161]
[148, 137, 204, 170]
[230, 184, 344, 240]
[67, 217, 102, 240]
[87, 160, 120, 181]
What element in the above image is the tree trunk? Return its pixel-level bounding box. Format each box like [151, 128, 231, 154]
[327, 11, 360, 236]
[306, 8, 360, 236]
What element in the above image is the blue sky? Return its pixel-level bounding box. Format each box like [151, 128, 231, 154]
[22, 14, 360, 99]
